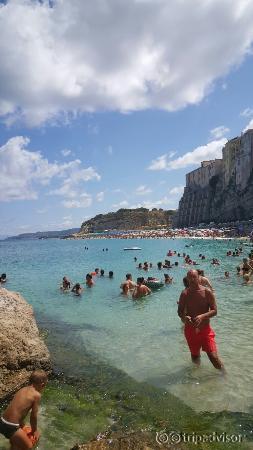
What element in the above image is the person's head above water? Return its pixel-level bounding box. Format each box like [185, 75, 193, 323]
[109, 271, 113, 278]
[126, 273, 132, 280]
[86, 273, 92, 280]
[100, 269, 104, 276]
[137, 277, 144, 285]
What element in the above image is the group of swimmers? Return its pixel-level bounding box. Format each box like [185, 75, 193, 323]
[60, 270, 114, 295]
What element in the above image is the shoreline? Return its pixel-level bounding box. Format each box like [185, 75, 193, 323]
[67, 232, 252, 241]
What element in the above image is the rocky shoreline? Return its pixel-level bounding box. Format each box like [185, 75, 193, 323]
[0, 287, 51, 401]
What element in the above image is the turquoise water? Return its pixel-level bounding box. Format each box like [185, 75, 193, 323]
[1, 237, 253, 418]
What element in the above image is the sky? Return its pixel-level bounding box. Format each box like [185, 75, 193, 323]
[1, 0, 253, 236]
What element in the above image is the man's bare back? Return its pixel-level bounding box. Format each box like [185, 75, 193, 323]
[3, 386, 41, 425]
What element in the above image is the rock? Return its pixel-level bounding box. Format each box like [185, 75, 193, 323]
[0, 287, 51, 401]
[70, 431, 181, 450]
[78, 208, 176, 234]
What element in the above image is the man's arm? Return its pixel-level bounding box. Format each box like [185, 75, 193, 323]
[30, 393, 41, 434]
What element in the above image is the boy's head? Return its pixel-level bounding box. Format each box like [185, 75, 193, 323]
[30, 370, 48, 390]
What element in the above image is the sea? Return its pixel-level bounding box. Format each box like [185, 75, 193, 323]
[0, 237, 253, 449]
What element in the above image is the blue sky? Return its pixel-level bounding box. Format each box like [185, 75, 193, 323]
[1, 0, 253, 235]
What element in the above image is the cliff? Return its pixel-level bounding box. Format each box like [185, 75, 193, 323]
[176, 130, 253, 227]
[0, 288, 51, 400]
[79, 208, 175, 233]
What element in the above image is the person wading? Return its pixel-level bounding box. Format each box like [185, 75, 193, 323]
[178, 269, 224, 371]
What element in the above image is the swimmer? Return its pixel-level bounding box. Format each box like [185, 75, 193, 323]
[132, 277, 151, 299]
[121, 282, 129, 295]
[197, 270, 213, 291]
[100, 269, 105, 276]
[86, 273, 94, 287]
[0, 370, 48, 450]
[109, 271, 114, 279]
[236, 266, 241, 276]
[0, 273, 7, 283]
[71, 283, 83, 295]
[125, 273, 136, 290]
[61, 276, 71, 291]
[164, 274, 173, 284]
[243, 274, 253, 285]
[143, 262, 149, 271]
[224, 271, 230, 278]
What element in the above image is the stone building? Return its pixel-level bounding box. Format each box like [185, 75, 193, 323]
[176, 129, 253, 227]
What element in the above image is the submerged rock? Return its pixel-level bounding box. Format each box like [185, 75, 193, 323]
[71, 431, 178, 449]
[0, 287, 51, 401]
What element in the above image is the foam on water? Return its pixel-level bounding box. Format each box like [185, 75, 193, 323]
[1, 237, 253, 414]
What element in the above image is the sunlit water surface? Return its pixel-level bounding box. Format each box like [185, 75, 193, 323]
[1, 237, 253, 417]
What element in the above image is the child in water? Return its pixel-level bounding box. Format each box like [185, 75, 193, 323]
[0, 370, 48, 449]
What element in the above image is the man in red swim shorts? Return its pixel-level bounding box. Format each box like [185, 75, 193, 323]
[178, 269, 224, 371]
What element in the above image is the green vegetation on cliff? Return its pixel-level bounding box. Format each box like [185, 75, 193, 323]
[80, 208, 176, 233]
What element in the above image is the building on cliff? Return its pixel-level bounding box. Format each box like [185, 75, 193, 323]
[176, 129, 253, 227]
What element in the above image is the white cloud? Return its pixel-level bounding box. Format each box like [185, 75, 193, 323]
[243, 119, 253, 132]
[112, 200, 129, 208]
[96, 191, 104, 202]
[135, 185, 152, 196]
[169, 185, 184, 195]
[210, 125, 230, 139]
[148, 154, 168, 170]
[240, 108, 253, 117]
[63, 193, 92, 209]
[1, 0, 253, 125]
[0, 136, 100, 201]
[148, 138, 227, 171]
[107, 145, 113, 155]
[61, 149, 72, 157]
[62, 215, 73, 227]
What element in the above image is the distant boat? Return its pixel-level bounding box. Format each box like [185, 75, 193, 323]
[123, 247, 142, 251]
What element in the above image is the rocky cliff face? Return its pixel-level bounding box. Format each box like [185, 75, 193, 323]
[176, 174, 253, 227]
[0, 288, 51, 400]
[80, 208, 175, 233]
